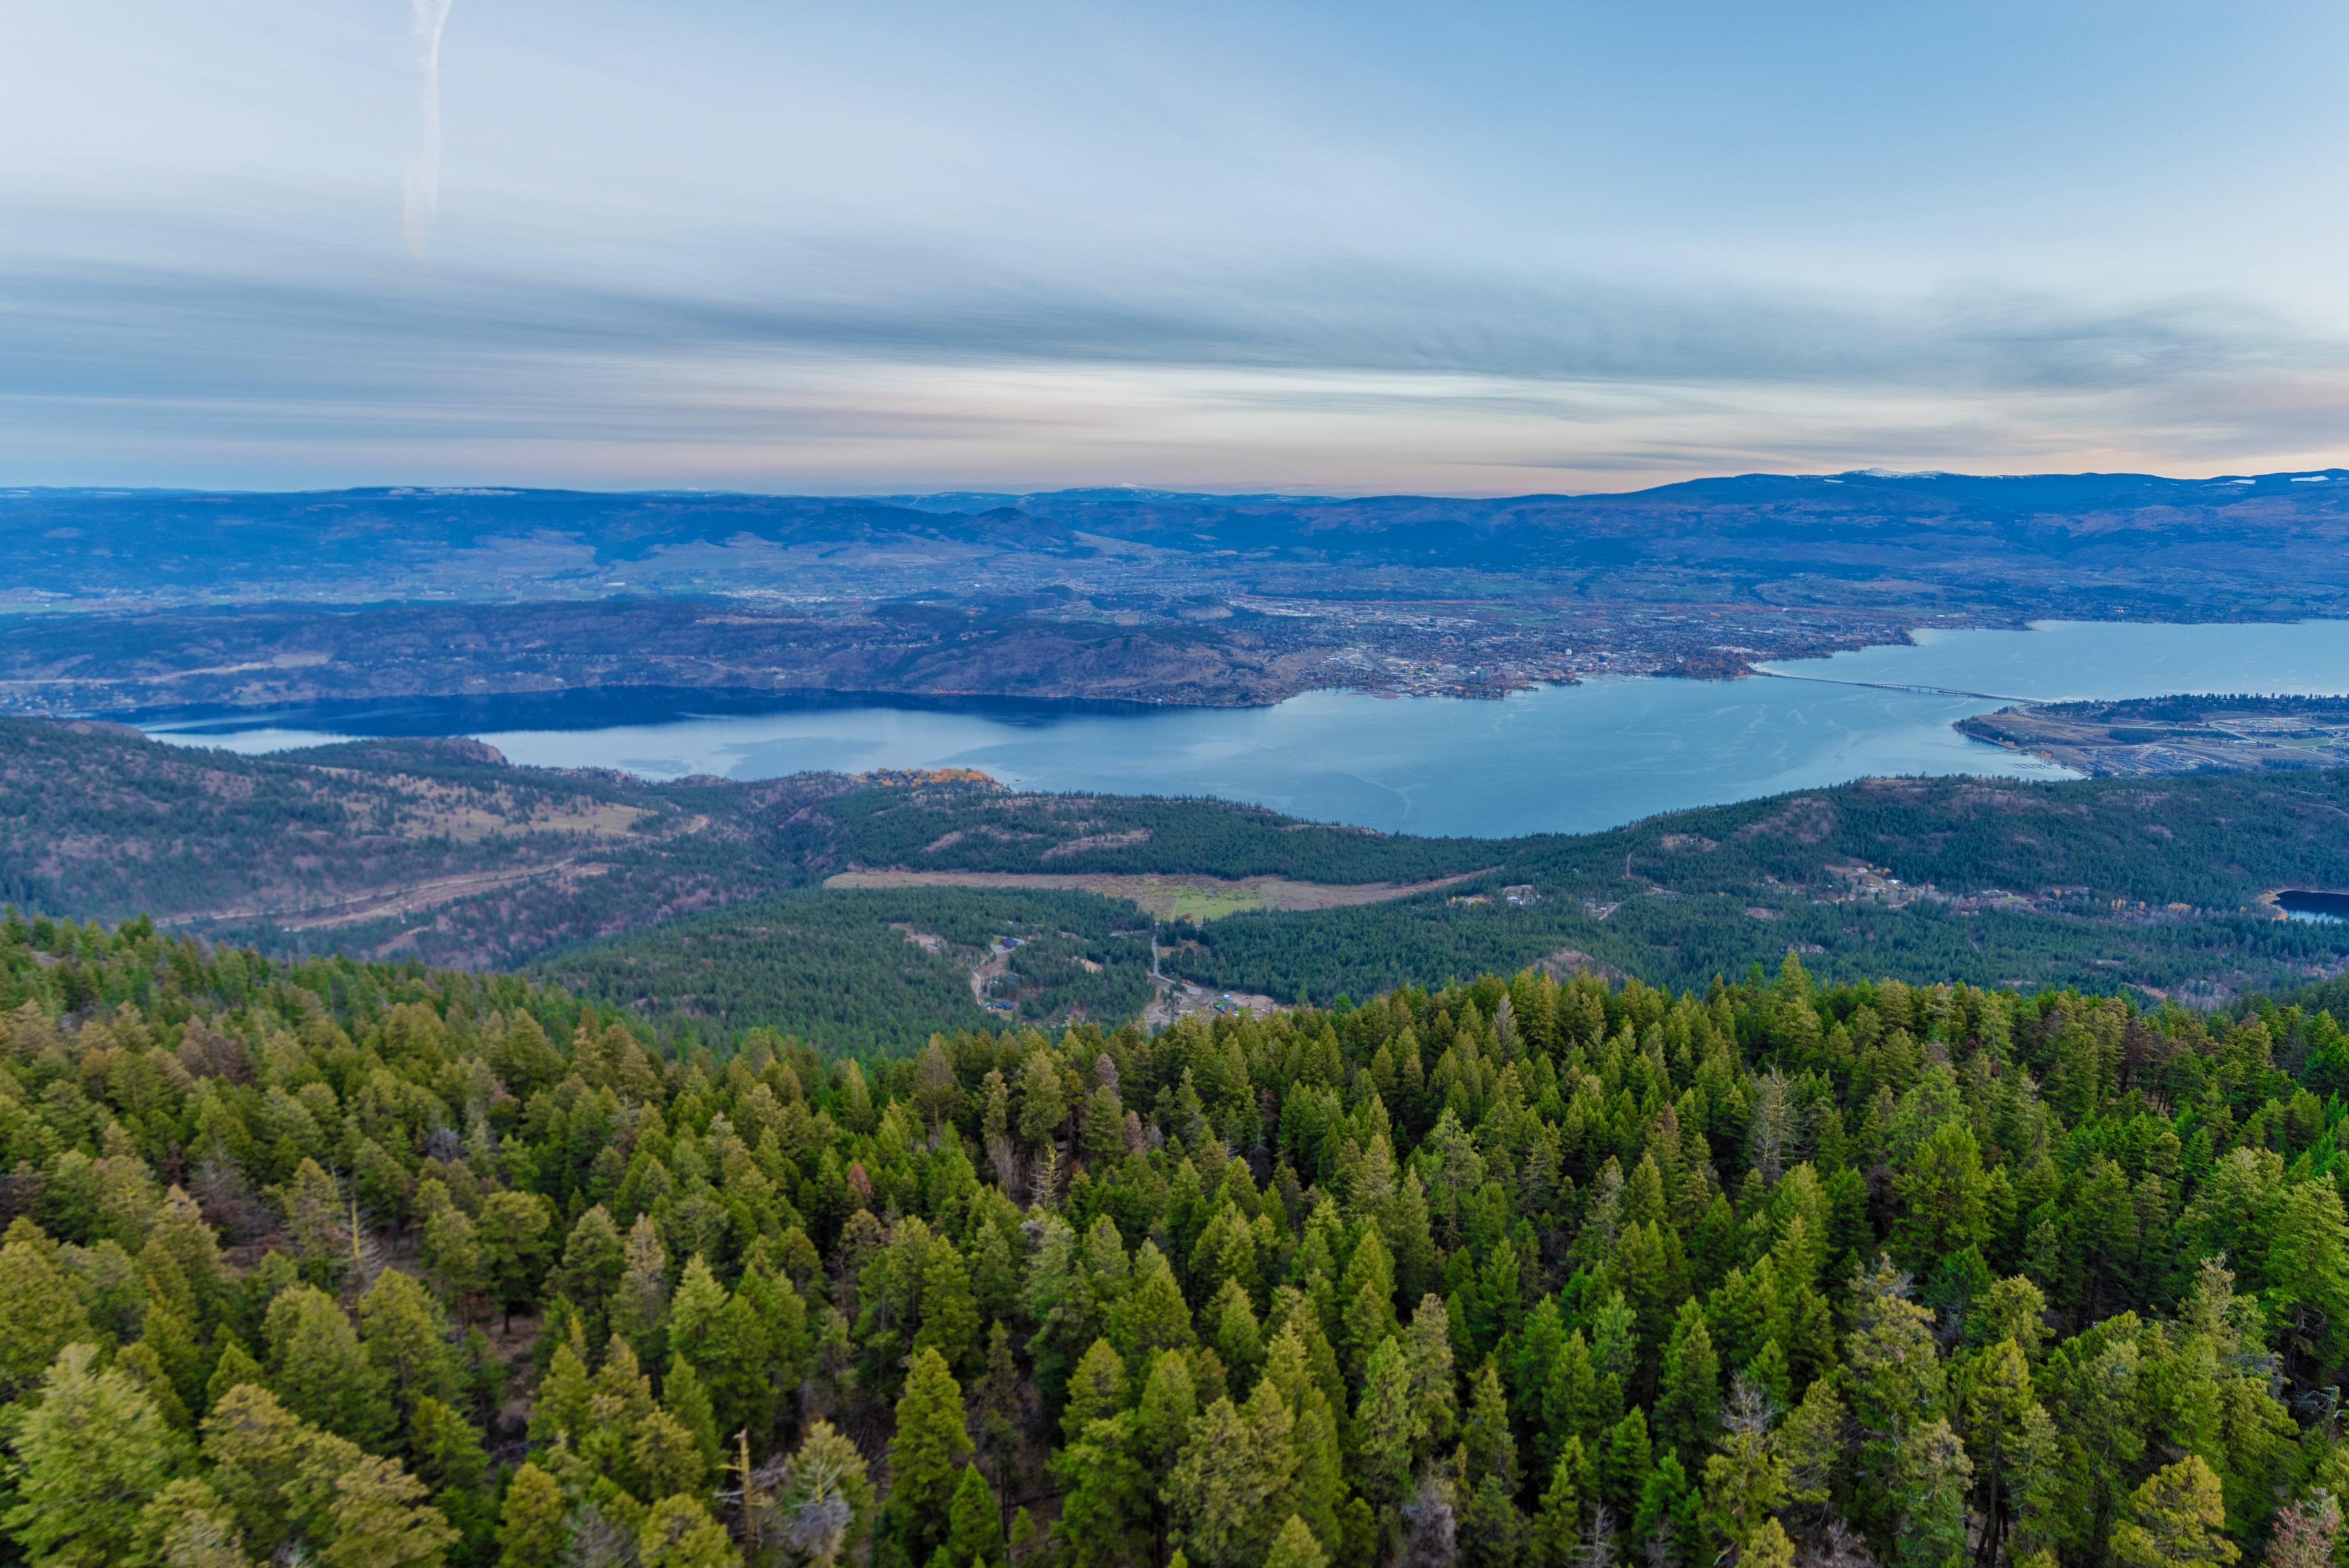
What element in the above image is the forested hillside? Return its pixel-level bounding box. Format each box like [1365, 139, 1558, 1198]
[573, 770, 2349, 1026]
[12, 717, 2349, 1036]
[536, 887, 1159, 1050]
[9, 912, 2349, 1566]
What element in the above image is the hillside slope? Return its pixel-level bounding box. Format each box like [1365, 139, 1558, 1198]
[3, 911, 2349, 1568]
[9, 720, 2347, 1037]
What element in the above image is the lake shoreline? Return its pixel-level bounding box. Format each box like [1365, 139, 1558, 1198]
[131, 619, 2349, 840]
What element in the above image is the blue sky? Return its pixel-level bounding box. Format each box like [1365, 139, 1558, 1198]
[5, 1, 2348, 492]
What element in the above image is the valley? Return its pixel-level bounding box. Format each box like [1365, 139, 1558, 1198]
[7, 716, 2348, 1044]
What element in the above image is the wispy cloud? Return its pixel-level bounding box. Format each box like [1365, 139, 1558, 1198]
[7, 0, 2349, 488]
[402, 0, 456, 263]
[3, 222, 2347, 491]
[6, 231, 2337, 388]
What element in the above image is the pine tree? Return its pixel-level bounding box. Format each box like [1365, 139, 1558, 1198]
[611, 1214, 672, 1366]
[970, 1319, 1019, 1512]
[725, 1266, 802, 1449]
[630, 1406, 711, 1501]
[1546, 1329, 1602, 1447]
[1700, 1377, 1786, 1558]
[198, 1382, 449, 1568]
[1651, 1300, 1720, 1461]
[637, 1493, 740, 1568]
[1460, 1473, 1525, 1568]
[778, 1420, 873, 1568]
[1959, 1337, 2057, 1565]
[1054, 1410, 1154, 1568]
[1892, 1418, 1973, 1568]
[1598, 1408, 1651, 1528]
[554, 1207, 627, 1344]
[1893, 1122, 1991, 1267]
[1263, 1514, 1328, 1568]
[1738, 1518, 1797, 1568]
[1134, 1348, 1200, 1498]
[1841, 1257, 1946, 1546]
[1402, 1294, 1458, 1460]
[0, 1220, 95, 1399]
[407, 1395, 490, 1495]
[115, 1339, 193, 1432]
[5, 1343, 192, 1567]
[2110, 1456, 2238, 1568]
[421, 1201, 483, 1319]
[141, 1292, 209, 1417]
[1063, 1338, 1131, 1445]
[1164, 1395, 1290, 1568]
[264, 1283, 396, 1450]
[1512, 1296, 1569, 1476]
[663, 1355, 724, 1479]
[495, 1461, 567, 1568]
[206, 1334, 267, 1413]
[1109, 1243, 1196, 1364]
[945, 1465, 1004, 1567]
[1019, 1051, 1068, 1149]
[146, 1185, 228, 1326]
[1354, 1336, 1419, 1507]
[475, 1189, 554, 1331]
[1586, 1292, 1636, 1429]
[1263, 1324, 1345, 1553]
[668, 1254, 731, 1374]
[1209, 1280, 1265, 1387]
[1529, 1438, 1590, 1568]
[281, 1159, 349, 1285]
[1336, 1227, 1399, 1382]
[134, 1477, 249, 1568]
[1242, 1378, 1304, 1555]
[1459, 1356, 1517, 1495]
[321, 1451, 461, 1568]
[360, 1269, 460, 1421]
[883, 1348, 974, 1568]
[526, 1328, 594, 1446]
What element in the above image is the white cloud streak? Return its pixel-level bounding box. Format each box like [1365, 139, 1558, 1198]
[402, 0, 456, 263]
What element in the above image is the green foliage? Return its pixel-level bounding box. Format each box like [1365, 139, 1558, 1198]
[2111, 1456, 2239, 1568]
[539, 888, 1156, 1050]
[26, 718, 2349, 1042]
[775, 1420, 872, 1568]
[1262, 1514, 1327, 1568]
[0, 1220, 96, 1399]
[266, 1283, 397, 1450]
[7, 911, 2349, 1567]
[880, 1349, 973, 1568]
[943, 1465, 1004, 1568]
[4, 1343, 192, 1567]
[493, 1463, 565, 1568]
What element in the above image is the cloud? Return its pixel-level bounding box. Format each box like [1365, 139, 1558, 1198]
[2, 217, 2346, 489]
[403, 0, 456, 263]
[6, 230, 2335, 389]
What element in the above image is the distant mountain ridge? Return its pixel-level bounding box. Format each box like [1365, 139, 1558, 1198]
[6, 467, 2348, 606]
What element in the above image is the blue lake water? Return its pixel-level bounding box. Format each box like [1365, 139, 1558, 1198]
[138, 618, 2349, 839]
[2280, 891, 2349, 925]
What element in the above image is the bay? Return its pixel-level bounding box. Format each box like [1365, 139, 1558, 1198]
[136, 618, 2349, 839]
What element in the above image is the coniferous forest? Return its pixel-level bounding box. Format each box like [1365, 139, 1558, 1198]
[10, 910, 2349, 1568]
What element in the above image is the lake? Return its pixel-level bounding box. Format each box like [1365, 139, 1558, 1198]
[2280, 891, 2349, 926]
[137, 618, 2349, 839]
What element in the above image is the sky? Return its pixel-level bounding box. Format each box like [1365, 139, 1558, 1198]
[6, 1, 2349, 494]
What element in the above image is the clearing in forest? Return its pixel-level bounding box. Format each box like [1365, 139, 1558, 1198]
[824, 866, 1490, 920]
